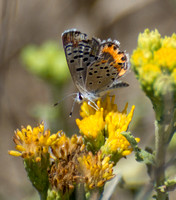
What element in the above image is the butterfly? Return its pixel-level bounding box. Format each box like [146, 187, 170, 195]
[61, 29, 130, 116]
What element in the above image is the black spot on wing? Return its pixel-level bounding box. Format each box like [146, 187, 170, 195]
[89, 72, 93, 75]
[74, 55, 78, 59]
[76, 68, 84, 71]
[86, 62, 91, 66]
[83, 57, 88, 62]
[113, 45, 118, 50]
[121, 55, 127, 61]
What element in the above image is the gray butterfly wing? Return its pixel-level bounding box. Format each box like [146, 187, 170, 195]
[85, 41, 129, 94]
[62, 29, 100, 92]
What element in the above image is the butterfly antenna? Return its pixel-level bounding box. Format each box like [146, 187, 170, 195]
[69, 98, 77, 117]
[54, 93, 77, 107]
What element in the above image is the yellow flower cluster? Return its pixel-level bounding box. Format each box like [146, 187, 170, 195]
[78, 151, 114, 189]
[51, 134, 85, 160]
[8, 122, 61, 162]
[48, 134, 85, 194]
[9, 96, 138, 196]
[131, 29, 176, 104]
[76, 95, 139, 161]
[9, 122, 115, 195]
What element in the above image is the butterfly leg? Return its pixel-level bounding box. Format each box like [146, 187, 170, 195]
[87, 100, 99, 111]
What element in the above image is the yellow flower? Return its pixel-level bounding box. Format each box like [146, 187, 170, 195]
[79, 95, 117, 119]
[8, 122, 60, 162]
[100, 105, 139, 161]
[105, 104, 135, 138]
[48, 134, 86, 194]
[103, 135, 131, 155]
[48, 161, 80, 194]
[99, 95, 118, 117]
[78, 151, 114, 189]
[51, 134, 85, 160]
[154, 47, 176, 71]
[76, 108, 105, 139]
[8, 122, 62, 196]
[131, 29, 176, 84]
[76, 95, 138, 161]
[76, 108, 105, 151]
[79, 101, 97, 118]
[162, 33, 176, 48]
[49, 140, 114, 193]
[101, 135, 140, 162]
[76, 95, 130, 151]
[131, 48, 153, 69]
[139, 64, 161, 92]
[76, 95, 120, 140]
[131, 29, 176, 120]
[137, 29, 161, 51]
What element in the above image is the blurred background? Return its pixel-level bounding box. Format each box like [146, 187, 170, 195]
[1, 0, 176, 199]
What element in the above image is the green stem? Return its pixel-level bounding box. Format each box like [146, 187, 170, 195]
[39, 190, 47, 200]
[155, 121, 168, 200]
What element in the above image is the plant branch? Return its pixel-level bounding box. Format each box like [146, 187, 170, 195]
[154, 121, 168, 200]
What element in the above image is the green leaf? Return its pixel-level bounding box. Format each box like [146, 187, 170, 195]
[121, 132, 154, 165]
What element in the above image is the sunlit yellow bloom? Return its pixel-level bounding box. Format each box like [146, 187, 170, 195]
[8, 122, 60, 162]
[8, 122, 60, 195]
[131, 29, 176, 120]
[76, 108, 105, 151]
[105, 104, 135, 138]
[76, 108, 105, 139]
[78, 151, 114, 189]
[80, 101, 97, 118]
[154, 47, 176, 71]
[101, 135, 140, 161]
[141, 63, 161, 75]
[100, 101, 139, 162]
[100, 95, 118, 117]
[131, 29, 176, 82]
[131, 49, 153, 69]
[9, 150, 22, 157]
[79, 95, 117, 119]
[103, 135, 131, 155]
[77, 95, 128, 151]
[76, 95, 138, 161]
[76, 95, 121, 141]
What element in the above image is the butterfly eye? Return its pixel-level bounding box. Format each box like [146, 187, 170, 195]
[78, 93, 83, 101]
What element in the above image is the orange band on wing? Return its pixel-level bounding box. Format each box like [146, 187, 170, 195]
[102, 45, 126, 64]
[102, 44, 128, 76]
[118, 68, 127, 76]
